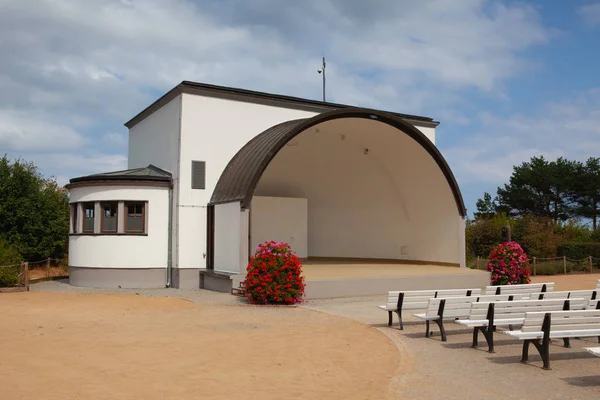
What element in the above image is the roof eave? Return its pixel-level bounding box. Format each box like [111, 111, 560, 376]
[124, 81, 439, 130]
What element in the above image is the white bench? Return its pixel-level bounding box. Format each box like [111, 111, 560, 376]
[484, 282, 554, 296]
[585, 347, 600, 357]
[378, 288, 481, 329]
[537, 289, 599, 305]
[413, 294, 527, 341]
[504, 309, 600, 370]
[596, 279, 600, 291]
[456, 298, 586, 353]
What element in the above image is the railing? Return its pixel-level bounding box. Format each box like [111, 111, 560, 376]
[0, 258, 68, 291]
[470, 255, 597, 276]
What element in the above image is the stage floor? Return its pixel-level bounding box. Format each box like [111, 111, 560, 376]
[299, 261, 491, 299]
[302, 261, 474, 280]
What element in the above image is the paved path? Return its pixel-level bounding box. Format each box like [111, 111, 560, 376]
[304, 295, 600, 400]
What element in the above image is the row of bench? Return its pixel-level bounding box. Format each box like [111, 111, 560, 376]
[378, 280, 600, 370]
[379, 282, 556, 330]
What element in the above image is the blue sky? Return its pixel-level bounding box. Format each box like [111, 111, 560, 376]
[1, 0, 599, 217]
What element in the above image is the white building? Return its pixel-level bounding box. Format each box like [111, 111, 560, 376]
[66, 81, 468, 293]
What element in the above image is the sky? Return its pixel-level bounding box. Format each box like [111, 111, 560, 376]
[1, 0, 599, 217]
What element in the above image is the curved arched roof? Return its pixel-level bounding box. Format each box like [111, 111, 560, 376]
[209, 107, 466, 217]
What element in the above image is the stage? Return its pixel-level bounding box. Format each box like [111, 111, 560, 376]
[300, 260, 491, 299]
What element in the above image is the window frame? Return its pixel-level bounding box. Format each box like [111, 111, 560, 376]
[100, 201, 119, 233]
[82, 202, 95, 233]
[71, 203, 78, 233]
[125, 201, 146, 233]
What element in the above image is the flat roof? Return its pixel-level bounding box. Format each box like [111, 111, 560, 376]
[124, 81, 439, 129]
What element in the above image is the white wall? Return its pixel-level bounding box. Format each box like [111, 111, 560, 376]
[254, 118, 462, 265]
[128, 96, 180, 174]
[250, 196, 308, 258]
[176, 95, 319, 270]
[214, 202, 242, 273]
[240, 209, 249, 271]
[68, 185, 170, 269]
[414, 125, 436, 145]
[127, 95, 180, 272]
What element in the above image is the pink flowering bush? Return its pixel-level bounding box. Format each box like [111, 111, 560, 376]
[244, 241, 306, 305]
[486, 241, 531, 285]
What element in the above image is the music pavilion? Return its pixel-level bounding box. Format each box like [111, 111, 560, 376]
[65, 81, 489, 298]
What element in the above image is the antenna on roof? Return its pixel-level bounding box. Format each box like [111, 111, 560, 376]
[317, 56, 326, 102]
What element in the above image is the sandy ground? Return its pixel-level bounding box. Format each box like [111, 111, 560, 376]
[0, 291, 400, 400]
[5, 274, 600, 399]
[302, 261, 474, 279]
[531, 272, 600, 291]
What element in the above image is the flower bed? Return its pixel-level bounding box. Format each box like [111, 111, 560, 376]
[486, 241, 531, 285]
[244, 241, 306, 305]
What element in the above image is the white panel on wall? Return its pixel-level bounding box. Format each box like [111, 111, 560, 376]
[250, 196, 308, 258]
[214, 202, 241, 273]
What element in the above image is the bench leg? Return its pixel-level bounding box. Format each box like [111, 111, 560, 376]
[397, 311, 403, 330]
[434, 319, 447, 342]
[387, 311, 393, 327]
[425, 320, 431, 338]
[472, 327, 479, 347]
[483, 326, 494, 353]
[522, 338, 551, 370]
[563, 338, 571, 348]
[521, 340, 531, 364]
[531, 338, 551, 370]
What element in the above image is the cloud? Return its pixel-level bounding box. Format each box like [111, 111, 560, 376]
[578, 2, 600, 26]
[0, 109, 85, 151]
[443, 88, 600, 187]
[0, 0, 551, 184]
[102, 132, 128, 148]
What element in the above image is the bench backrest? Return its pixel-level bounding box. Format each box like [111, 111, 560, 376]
[468, 298, 586, 320]
[423, 294, 525, 318]
[596, 279, 600, 291]
[538, 290, 599, 302]
[521, 309, 600, 333]
[587, 299, 600, 310]
[385, 288, 482, 309]
[484, 282, 554, 295]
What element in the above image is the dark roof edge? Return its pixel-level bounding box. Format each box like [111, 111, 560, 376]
[124, 81, 440, 129]
[68, 174, 171, 184]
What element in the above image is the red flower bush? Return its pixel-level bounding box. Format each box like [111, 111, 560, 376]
[244, 241, 306, 305]
[486, 241, 531, 285]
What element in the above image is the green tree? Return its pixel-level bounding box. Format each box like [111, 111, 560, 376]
[570, 157, 600, 230]
[496, 156, 577, 224]
[474, 192, 498, 219]
[0, 155, 69, 261]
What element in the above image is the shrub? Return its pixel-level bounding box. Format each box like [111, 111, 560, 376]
[486, 241, 531, 285]
[244, 241, 306, 305]
[0, 265, 19, 287]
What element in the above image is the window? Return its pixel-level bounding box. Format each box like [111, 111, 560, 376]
[101, 202, 118, 232]
[191, 160, 206, 189]
[71, 204, 78, 233]
[83, 203, 95, 233]
[125, 202, 145, 233]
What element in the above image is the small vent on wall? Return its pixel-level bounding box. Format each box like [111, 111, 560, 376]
[400, 246, 409, 256]
[191, 161, 206, 189]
